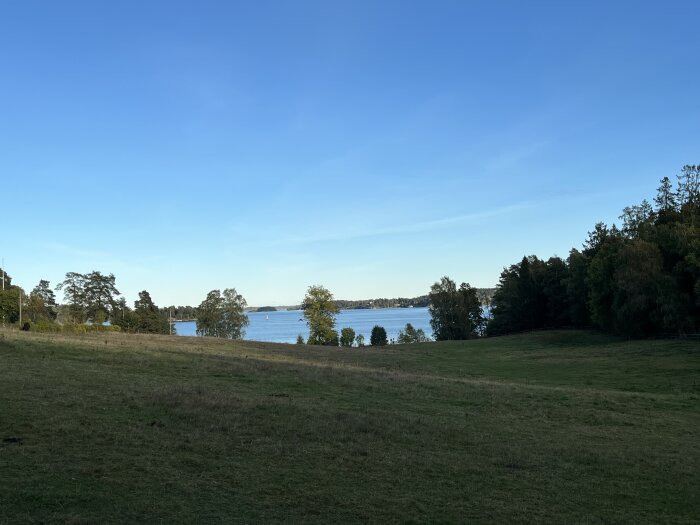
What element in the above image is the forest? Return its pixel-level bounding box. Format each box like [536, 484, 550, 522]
[487, 165, 700, 337]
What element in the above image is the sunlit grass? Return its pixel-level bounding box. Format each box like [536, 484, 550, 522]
[1, 328, 698, 523]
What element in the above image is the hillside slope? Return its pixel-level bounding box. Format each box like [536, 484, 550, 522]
[1, 329, 698, 523]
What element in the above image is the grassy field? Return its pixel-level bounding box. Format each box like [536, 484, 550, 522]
[1, 328, 698, 524]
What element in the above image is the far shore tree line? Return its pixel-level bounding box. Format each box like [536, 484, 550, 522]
[294, 278, 483, 347]
[2, 164, 697, 341]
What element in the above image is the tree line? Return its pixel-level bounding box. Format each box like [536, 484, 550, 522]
[0, 269, 249, 338]
[279, 289, 494, 311]
[333, 296, 430, 309]
[4, 165, 695, 342]
[294, 165, 700, 346]
[487, 165, 700, 337]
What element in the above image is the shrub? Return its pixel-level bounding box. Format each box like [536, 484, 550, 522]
[8, 320, 121, 335]
[340, 327, 356, 347]
[33, 320, 62, 333]
[307, 326, 338, 346]
[397, 323, 429, 344]
[370, 325, 388, 346]
[323, 329, 339, 347]
[62, 324, 121, 335]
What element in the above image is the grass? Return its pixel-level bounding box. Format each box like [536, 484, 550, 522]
[0, 328, 698, 524]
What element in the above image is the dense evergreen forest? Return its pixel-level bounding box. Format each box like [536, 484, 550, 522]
[487, 165, 700, 337]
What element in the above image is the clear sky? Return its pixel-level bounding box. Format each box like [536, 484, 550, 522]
[1, 1, 699, 307]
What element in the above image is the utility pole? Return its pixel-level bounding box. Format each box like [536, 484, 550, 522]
[19, 289, 22, 326]
[169, 307, 173, 335]
[2, 257, 4, 290]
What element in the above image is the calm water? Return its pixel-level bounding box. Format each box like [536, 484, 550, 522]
[174, 307, 432, 344]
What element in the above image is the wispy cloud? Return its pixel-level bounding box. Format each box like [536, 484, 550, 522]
[40, 242, 149, 274]
[482, 139, 553, 172]
[42, 242, 109, 259]
[259, 203, 531, 246]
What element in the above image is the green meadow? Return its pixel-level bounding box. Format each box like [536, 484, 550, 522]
[1, 329, 698, 524]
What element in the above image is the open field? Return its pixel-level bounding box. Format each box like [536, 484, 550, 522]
[1, 329, 699, 524]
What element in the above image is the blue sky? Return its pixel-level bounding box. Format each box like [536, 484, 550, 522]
[1, 1, 699, 307]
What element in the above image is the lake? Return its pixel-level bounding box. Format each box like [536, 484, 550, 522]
[173, 307, 432, 344]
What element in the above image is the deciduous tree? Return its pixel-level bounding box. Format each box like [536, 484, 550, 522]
[302, 285, 340, 345]
[397, 323, 429, 344]
[429, 277, 484, 340]
[196, 288, 249, 339]
[340, 327, 356, 347]
[0, 286, 22, 324]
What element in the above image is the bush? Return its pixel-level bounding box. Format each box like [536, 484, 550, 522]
[32, 320, 63, 333]
[14, 320, 122, 335]
[340, 327, 356, 347]
[63, 324, 122, 335]
[323, 329, 339, 347]
[370, 325, 388, 346]
[307, 326, 338, 346]
[397, 323, 429, 344]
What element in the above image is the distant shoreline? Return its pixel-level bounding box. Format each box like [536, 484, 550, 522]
[172, 304, 433, 322]
[245, 289, 494, 312]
